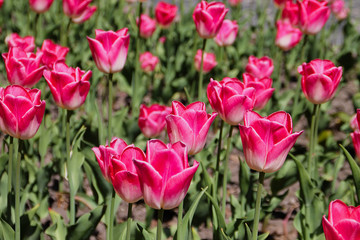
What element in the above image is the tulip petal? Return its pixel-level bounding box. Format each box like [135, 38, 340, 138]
[112, 171, 142, 203]
[322, 216, 343, 240]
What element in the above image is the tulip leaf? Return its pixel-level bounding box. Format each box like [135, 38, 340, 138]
[340, 144, 360, 204]
[258, 232, 270, 240]
[270, 160, 298, 195]
[136, 223, 155, 240]
[245, 223, 252, 240]
[71, 125, 86, 151]
[204, 190, 226, 231]
[199, 160, 212, 193]
[46, 209, 67, 240]
[69, 151, 85, 194]
[225, 218, 244, 236]
[0, 218, 14, 240]
[66, 205, 106, 240]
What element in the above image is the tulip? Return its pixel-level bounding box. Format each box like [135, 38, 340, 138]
[139, 52, 159, 73]
[92, 137, 128, 182]
[133, 140, 199, 210]
[111, 145, 146, 203]
[43, 61, 91, 110]
[63, 0, 97, 24]
[282, 1, 299, 26]
[298, 0, 330, 35]
[350, 110, 360, 131]
[351, 109, 360, 160]
[87, 28, 130, 74]
[0, 85, 46, 140]
[214, 20, 239, 47]
[228, 0, 242, 7]
[239, 111, 303, 173]
[193, 1, 229, 39]
[194, 50, 217, 73]
[29, 0, 54, 13]
[207, 78, 255, 125]
[5, 33, 35, 52]
[154, 2, 178, 28]
[137, 14, 157, 38]
[39, 39, 69, 69]
[245, 55, 274, 79]
[298, 59, 342, 104]
[274, 0, 290, 8]
[0, 0, 3, 8]
[138, 104, 171, 138]
[2, 47, 45, 88]
[322, 200, 360, 240]
[275, 20, 303, 51]
[166, 101, 218, 155]
[331, 0, 349, 20]
[243, 73, 274, 110]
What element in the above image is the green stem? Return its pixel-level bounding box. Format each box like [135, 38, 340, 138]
[61, 18, 71, 47]
[308, 104, 320, 179]
[157, 209, 164, 240]
[252, 172, 265, 240]
[222, 125, 233, 216]
[108, 73, 113, 144]
[177, 201, 183, 240]
[213, 120, 224, 199]
[65, 110, 75, 225]
[198, 38, 207, 99]
[34, 13, 40, 42]
[108, 189, 115, 240]
[7, 137, 13, 193]
[15, 139, 21, 240]
[126, 202, 133, 240]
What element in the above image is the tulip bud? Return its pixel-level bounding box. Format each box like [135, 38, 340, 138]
[138, 104, 171, 138]
[137, 14, 157, 38]
[275, 20, 302, 51]
[139, 52, 159, 73]
[245, 55, 274, 79]
[155, 2, 178, 28]
[298, 0, 330, 35]
[215, 20, 238, 47]
[63, 0, 97, 23]
[194, 50, 217, 74]
[29, 0, 54, 13]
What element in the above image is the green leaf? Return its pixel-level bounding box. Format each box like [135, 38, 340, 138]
[245, 223, 252, 240]
[204, 190, 226, 230]
[0, 218, 14, 240]
[136, 223, 155, 240]
[340, 144, 360, 204]
[45, 209, 67, 240]
[68, 151, 85, 194]
[66, 205, 106, 240]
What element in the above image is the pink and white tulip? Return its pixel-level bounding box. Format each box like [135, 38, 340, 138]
[193, 1, 229, 39]
[87, 28, 130, 74]
[39, 39, 69, 69]
[166, 101, 217, 155]
[29, 0, 54, 13]
[322, 200, 360, 240]
[331, 0, 349, 20]
[0, 85, 46, 140]
[298, 0, 330, 35]
[43, 61, 91, 110]
[239, 111, 303, 173]
[207, 78, 255, 125]
[275, 20, 302, 51]
[139, 52, 159, 73]
[137, 14, 157, 38]
[243, 73, 274, 110]
[155, 2, 178, 28]
[194, 50, 217, 73]
[214, 19, 238, 47]
[5, 33, 35, 52]
[138, 104, 171, 138]
[298, 59, 342, 104]
[133, 140, 199, 210]
[111, 145, 146, 203]
[63, 0, 97, 23]
[2, 47, 45, 88]
[245, 55, 274, 79]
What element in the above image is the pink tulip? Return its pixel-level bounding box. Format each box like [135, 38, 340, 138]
[207, 78, 255, 125]
[298, 59, 342, 104]
[282, 1, 299, 26]
[322, 200, 360, 240]
[155, 2, 178, 28]
[215, 20, 238, 47]
[111, 145, 146, 203]
[137, 14, 156, 38]
[87, 28, 130, 74]
[139, 52, 159, 73]
[243, 73, 274, 111]
[274, 0, 291, 9]
[228, 0, 242, 7]
[43, 61, 91, 110]
[275, 20, 303, 51]
[166, 101, 218, 155]
[298, 0, 330, 35]
[331, 0, 349, 20]
[2, 47, 45, 88]
[239, 111, 303, 173]
[138, 104, 171, 138]
[245, 55, 274, 79]
[29, 0, 54, 13]
[193, 1, 229, 39]
[63, 0, 97, 23]
[0, 0, 3, 8]
[5, 33, 35, 52]
[0, 85, 46, 140]
[350, 110, 360, 131]
[92, 138, 128, 182]
[194, 50, 217, 73]
[39, 39, 69, 69]
[133, 140, 199, 209]
[351, 109, 360, 160]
